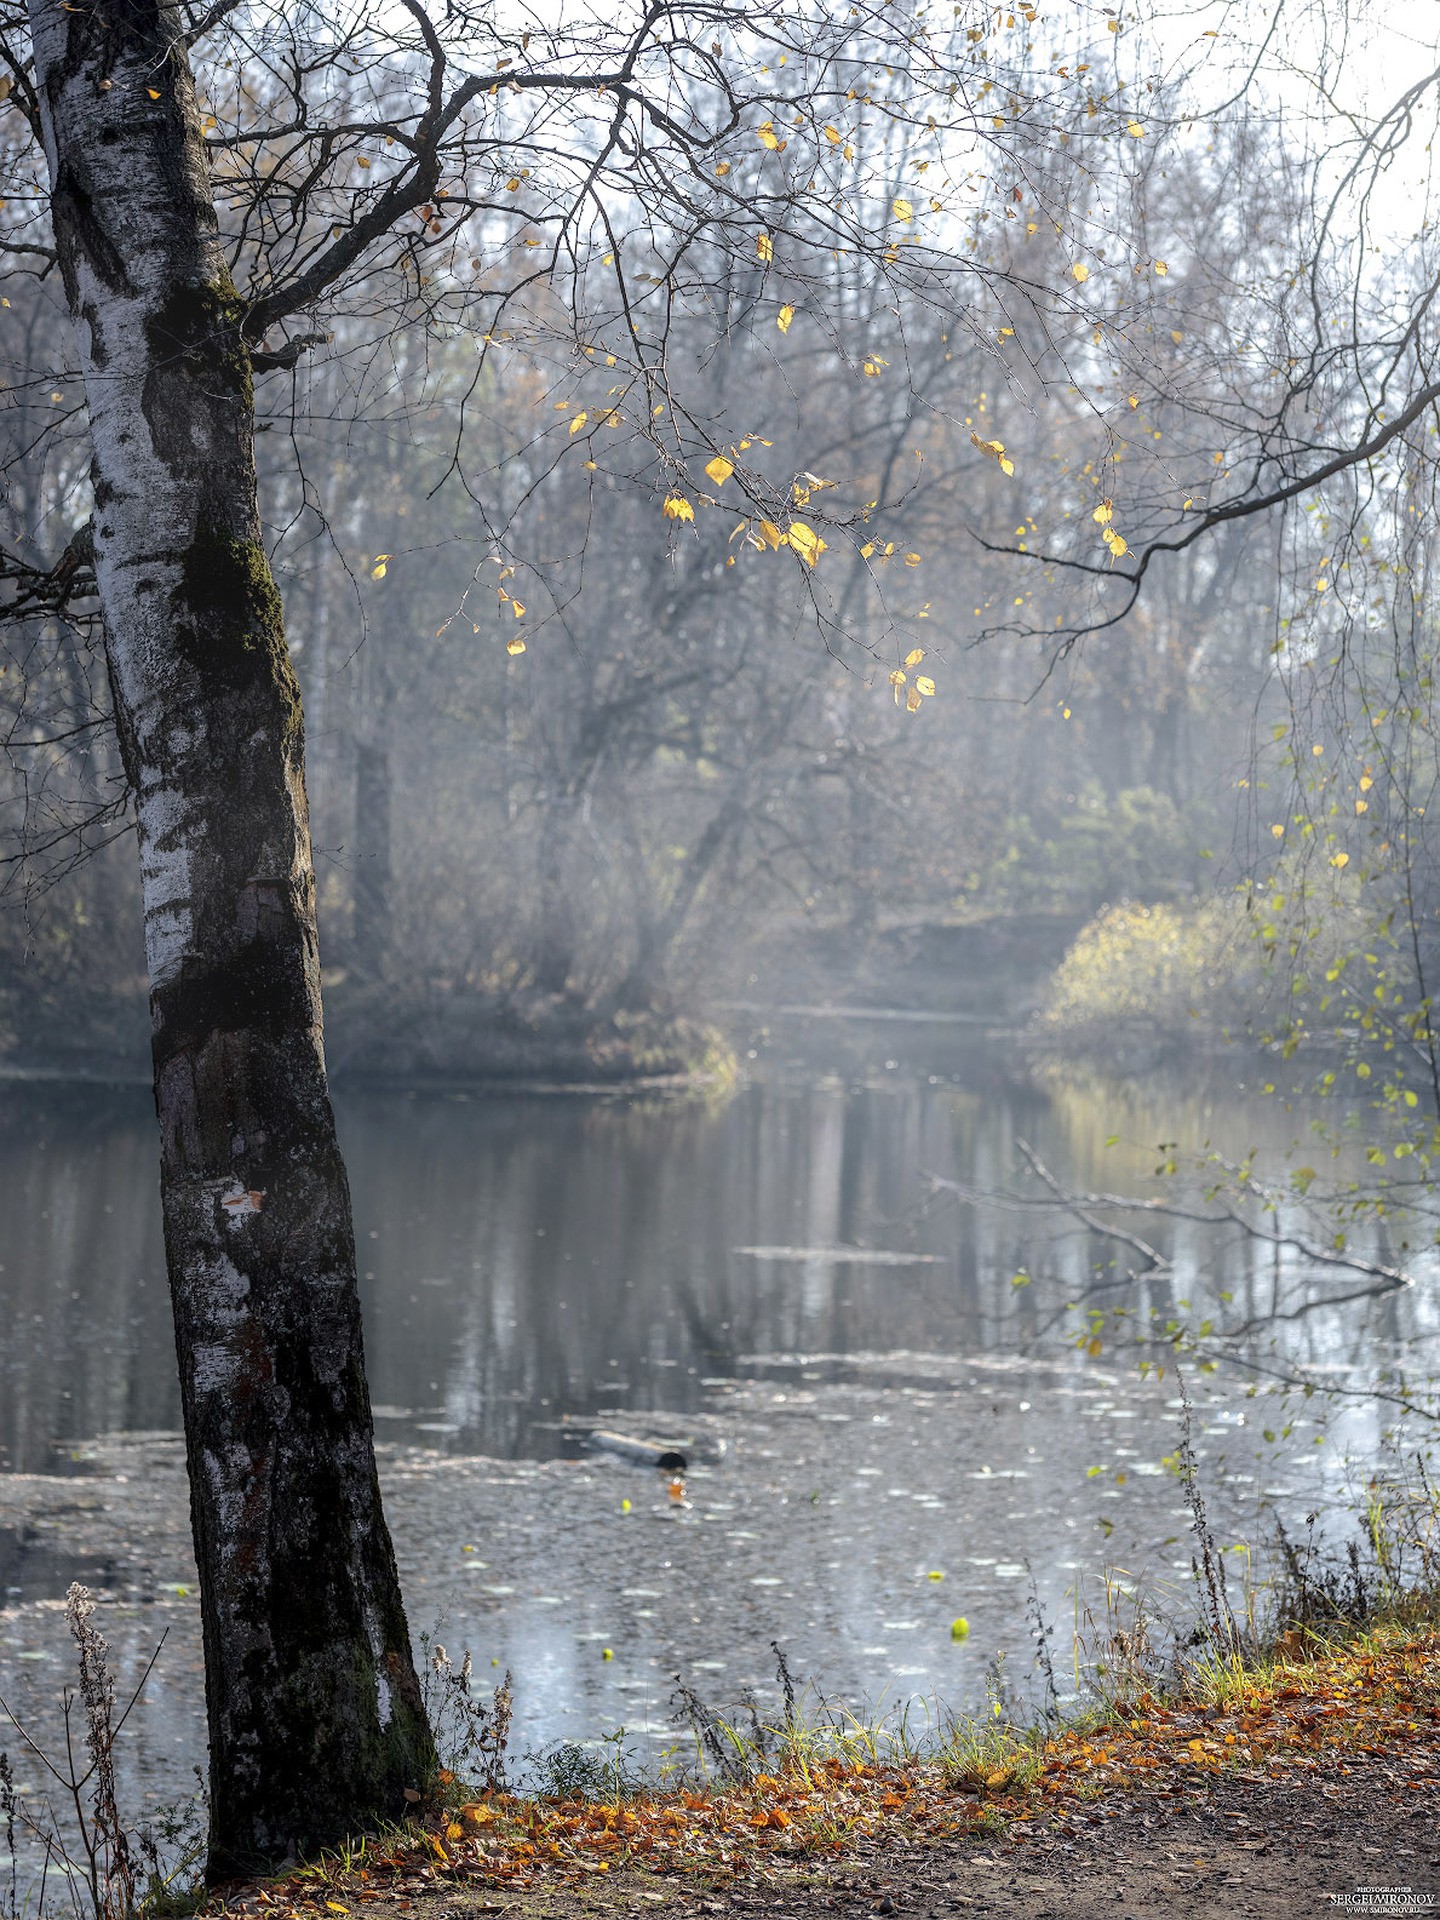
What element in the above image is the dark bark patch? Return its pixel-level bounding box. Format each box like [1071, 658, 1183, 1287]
[152, 941, 315, 1079]
[142, 279, 254, 474]
[170, 521, 303, 742]
[51, 159, 136, 302]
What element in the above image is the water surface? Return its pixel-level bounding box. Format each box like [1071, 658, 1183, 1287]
[0, 1025, 1430, 1839]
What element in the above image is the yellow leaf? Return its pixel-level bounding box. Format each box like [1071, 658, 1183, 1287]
[757, 519, 785, 550]
[757, 232, 773, 262]
[889, 668, 906, 705]
[662, 495, 695, 523]
[1172, 330, 1184, 344]
[1102, 527, 1128, 557]
[1154, 260, 1169, 274]
[893, 197, 914, 223]
[777, 303, 795, 334]
[1271, 824, 1285, 839]
[904, 552, 921, 566]
[1128, 393, 1139, 408]
[569, 411, 588, 435]
[1360, 773, 1374, 791]
[1071, 261, 1089, 282]
[757, 122, 781, 150]
[906, 686, 922, 712]
[970, 433, 1015, 477]
[905, 648, 924, 667]
[1330, 851, 1350, 869]
[788, 521, 826, 567]
[507, 636, 526, 656]
[511, 600, 525, 618]
[824, 125, 842, 143]
[370, 556, 390, 579]
[1127, 119, 1145, 136]
[601, 251, 614, 265]
[147, 87, 162, 99]
[705, 455, 735, 486]
[916, 675, 936, 697]
[506, 177, 521, 191]
[1092, 500, 1114, 524]
[860, 542, 875, 558]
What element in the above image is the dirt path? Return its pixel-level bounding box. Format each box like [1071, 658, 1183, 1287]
[304, 1745, 1436, 1920]
[227, 1635, 1440, 1920]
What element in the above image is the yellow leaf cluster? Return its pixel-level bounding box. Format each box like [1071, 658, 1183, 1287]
[890, 650, 937, 712]
[370, 554, 391, 579]
[970, 433, 1015, 477]
[1101, 526, 1128, 559]
[757, 232, 774, 263]
[662, 496, 695, 523]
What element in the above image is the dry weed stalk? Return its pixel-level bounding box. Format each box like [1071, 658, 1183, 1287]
[0, 1584, 167, 1920]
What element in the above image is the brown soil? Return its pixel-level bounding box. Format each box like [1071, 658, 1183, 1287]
[230, 1630, 1440, 1920]
[335, 1752, 1436, 1919]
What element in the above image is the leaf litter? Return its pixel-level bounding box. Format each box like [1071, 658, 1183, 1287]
[218, 1625, 1440, 1917]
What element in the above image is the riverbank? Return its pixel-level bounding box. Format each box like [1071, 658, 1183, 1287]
[0, 904, 1092, 1092]
[219, 1623, 1440, 1920]
[0, 974, 737, 1093]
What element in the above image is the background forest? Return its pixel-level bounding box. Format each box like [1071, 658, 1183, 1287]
[0, 154, 1333, 1073]
[7, 11, 1439, 1104]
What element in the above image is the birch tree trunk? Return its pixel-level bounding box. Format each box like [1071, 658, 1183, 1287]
[26, 0, 436, 1874]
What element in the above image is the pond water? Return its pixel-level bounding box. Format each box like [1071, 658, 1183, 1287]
[0, 1020, 1434, 1840]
